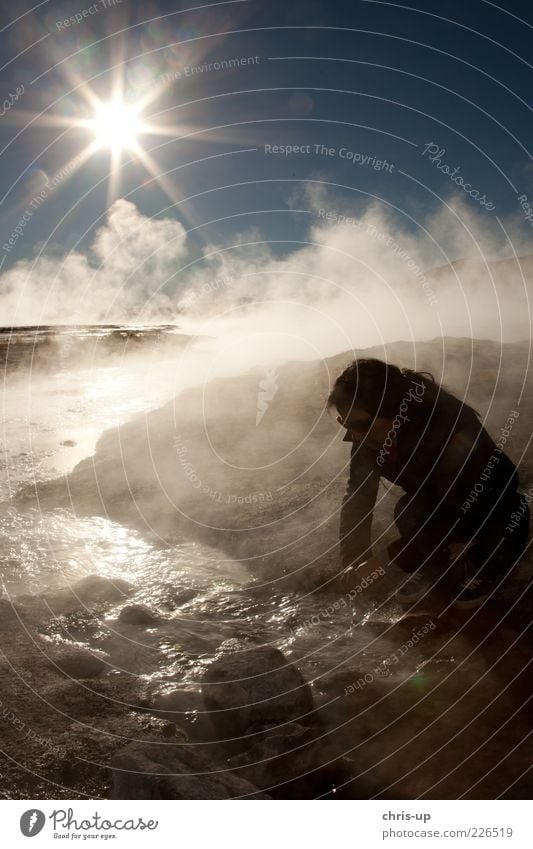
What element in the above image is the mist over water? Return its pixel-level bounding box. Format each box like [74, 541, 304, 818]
[1, 324, 409, 724]
[2, 194, 532, 351]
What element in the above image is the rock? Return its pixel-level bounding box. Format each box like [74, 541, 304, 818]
[173, 588, 199, 606]
[71, 575, 134, 603]
[228, 721, 346, 797]
[117, 604, 160, 626]
[38, 678, 133, 718]
[49, 647, 107, 679]
[152, 689, 202, 716]
[150, 689, 210, 740]
[38, 680, 110, 717]
[60, 440, 77, 447]
[200, 644, 362, 797]
[135, 714, 187, 740]
[78, 574, 134, 601]
[202, 643, 318, 743]
[0, 597, 23, 624]
[110, 738, 270, 799]
[37, 575, 134, 617]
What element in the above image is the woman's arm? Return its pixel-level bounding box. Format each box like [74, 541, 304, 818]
[339, 443, 380, 568]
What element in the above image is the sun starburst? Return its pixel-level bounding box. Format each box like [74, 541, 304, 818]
[91, 99, 143, 152]
[1, 19, 251, 224]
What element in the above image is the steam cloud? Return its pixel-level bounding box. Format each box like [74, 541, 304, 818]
[1, 189, 532, 370]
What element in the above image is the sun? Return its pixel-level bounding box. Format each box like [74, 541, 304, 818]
[91, 99, 142, 151]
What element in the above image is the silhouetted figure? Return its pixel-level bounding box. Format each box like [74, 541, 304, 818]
[328, 359, 530, 608]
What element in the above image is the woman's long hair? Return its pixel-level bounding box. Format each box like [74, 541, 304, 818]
[327, 358, 480, 425]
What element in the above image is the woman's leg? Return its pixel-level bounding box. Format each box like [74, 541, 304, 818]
[391, 492, 460, 573]
[392, 491, 530, 607]
[443, 495, 530, 608]
[467, 496, 530, 580]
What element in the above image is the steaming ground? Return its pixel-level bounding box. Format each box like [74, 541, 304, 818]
[1, 195, 532, 346]
[1, 324, 532, 798]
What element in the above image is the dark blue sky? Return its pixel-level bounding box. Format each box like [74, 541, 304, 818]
[1, 0, 532, 277]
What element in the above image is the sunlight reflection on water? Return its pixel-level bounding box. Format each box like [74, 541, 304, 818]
[1, 345, 414, 701]
[0, 504, 402, 696]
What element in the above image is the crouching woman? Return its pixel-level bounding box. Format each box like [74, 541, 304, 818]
[328, 358, 530, 609]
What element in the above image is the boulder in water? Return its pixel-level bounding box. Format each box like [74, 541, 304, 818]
[37, 575, 135, 616]
[202, 644, 358, 797]
[202, 643, 318, 743]
[117, 604, 160, 626]
[73, 575, 134, 603]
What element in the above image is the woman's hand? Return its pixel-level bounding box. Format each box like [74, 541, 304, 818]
[337, 556, 386, 593]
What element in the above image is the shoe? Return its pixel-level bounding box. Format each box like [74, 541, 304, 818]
[395, 570, 432, 603]
[452, 571, 495, 609]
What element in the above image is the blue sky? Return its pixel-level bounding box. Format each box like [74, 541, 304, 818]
[0, 0, 531, 327]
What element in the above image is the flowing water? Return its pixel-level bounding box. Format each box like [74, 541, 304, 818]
[1, 326, 414, 695]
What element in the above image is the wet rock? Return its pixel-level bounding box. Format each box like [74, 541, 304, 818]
[110, 738, 270, 799]
[152, 689, 202, 715]
[200, 644, 365, 797]
[60, 440, 77, 447]
[151, 689, 211, 740]
[202, 643, 318, 744]
[0, 597, 23, 624]
[49, 647, 107, 679]
[173, 588, 199, 606]
[36, 576, 134, 617]
[227, 720, 347, 798]
[135, 714, 187, 740]
[72, 575, 134, 603]
[117, 604, 160, 626]
[38, 677, 133, 718]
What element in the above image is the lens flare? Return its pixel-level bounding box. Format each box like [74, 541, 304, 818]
[91, 100, 141, 151]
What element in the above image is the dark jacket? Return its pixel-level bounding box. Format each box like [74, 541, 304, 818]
[339, 396, 521, 568]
